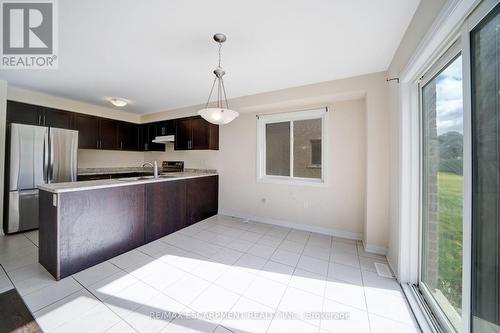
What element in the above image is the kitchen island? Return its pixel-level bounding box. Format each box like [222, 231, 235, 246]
[38, 172, 218, 280]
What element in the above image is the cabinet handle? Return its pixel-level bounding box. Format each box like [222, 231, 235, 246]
[38, 114, 42, 125]
[120, 141, 123, 150]
[96, 139, 99, 149]
[43, 115, 46, 125]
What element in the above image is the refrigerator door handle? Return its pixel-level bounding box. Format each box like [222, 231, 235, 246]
[48, 129, 54, 183]
[43, 134, 49, 183]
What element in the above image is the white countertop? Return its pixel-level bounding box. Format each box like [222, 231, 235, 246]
[38, 172, 218, 194]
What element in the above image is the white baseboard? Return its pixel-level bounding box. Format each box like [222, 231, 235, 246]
[218, 210, 362, 241]
[362, 241, 388, 255]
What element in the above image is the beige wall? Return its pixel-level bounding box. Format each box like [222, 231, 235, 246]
[146, 72, 389, 250]
[386, 0, 447, 273]
[0, 80, 7, 235]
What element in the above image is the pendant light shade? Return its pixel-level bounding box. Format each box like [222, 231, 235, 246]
[198, 33, 239, 125]
[198, 107, 239, 125]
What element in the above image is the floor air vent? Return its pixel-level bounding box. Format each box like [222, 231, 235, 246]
[374, 262, 393, 278]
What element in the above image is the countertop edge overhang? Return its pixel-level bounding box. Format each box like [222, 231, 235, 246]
[39, 172, 218, 194]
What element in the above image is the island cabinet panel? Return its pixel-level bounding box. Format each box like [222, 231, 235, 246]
[39, 175, 218, 280]
[186, 175, 218, 225]
[40, 185, 146, 280]
[39, 191, 58, 279]
[145, 180, 187, 242]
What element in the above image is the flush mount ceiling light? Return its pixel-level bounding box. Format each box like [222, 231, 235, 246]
[108, 98, 128, 107]
[198, 33, 239, 125]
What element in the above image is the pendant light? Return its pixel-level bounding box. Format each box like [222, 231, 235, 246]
[198, 33, 239, 125]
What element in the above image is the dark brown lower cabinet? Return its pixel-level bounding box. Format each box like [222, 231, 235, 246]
[39, 175, 218, 280]
[146, 180, 187, 242]
[145, 176, 218, 242]
[187, 175, 219, 225]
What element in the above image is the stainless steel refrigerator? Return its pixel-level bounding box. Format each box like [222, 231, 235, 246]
[5, 123, 78, 234]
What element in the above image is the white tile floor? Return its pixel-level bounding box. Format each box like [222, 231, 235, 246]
[0, 215, 420, 333]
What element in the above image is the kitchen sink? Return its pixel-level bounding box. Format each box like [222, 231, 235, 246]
[116, 176, 156, 181]
[116, 174, 179, 181]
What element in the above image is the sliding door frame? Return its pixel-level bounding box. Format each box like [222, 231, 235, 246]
[418, 41, 463, 333]
[398, 0, 498, 332]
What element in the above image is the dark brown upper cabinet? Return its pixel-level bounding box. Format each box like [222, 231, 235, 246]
[73, 114, 120, 150]
[6, 101, 73, 129]
[6, 101, 219, 152]
[140, 123, 164, 152]
[174, 118, 191, 150]
[154, 120, 175, 136]
[42, 108, 73, 129]
[98, 118, 119, 150]
[174, 116, 218, 150]
[7, 101, 43, 126]
[117, 122, 139, 151]
[73, 114, 100, 149]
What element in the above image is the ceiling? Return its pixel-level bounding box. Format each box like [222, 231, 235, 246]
[0, 0, 420, 114]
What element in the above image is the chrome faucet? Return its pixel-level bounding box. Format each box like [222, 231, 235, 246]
[142, 161, 159, 178]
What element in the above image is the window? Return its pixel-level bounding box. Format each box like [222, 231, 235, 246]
[257, 108, 327, 185]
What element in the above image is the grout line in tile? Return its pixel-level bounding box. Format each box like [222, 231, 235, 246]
[23, 232, 38, 248]
[319, 232, 334, 333]
[357, 241, 373, 333]
[265, 230, 320, 332]
[73, 276, 141, 333]
[0, 263, 15, 292]
[27, 278, 83, 313]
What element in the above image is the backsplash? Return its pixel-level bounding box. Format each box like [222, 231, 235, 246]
[78, 149, 146, 168]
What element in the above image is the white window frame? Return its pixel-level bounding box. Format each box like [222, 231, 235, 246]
[256, 108, 328, 186]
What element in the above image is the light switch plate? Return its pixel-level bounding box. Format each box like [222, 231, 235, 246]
[53, 194, 57, 207]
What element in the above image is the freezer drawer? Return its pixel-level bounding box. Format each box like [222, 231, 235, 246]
[7, 190, 39, 234]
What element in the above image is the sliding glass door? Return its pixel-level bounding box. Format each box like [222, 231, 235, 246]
[470, 4, 499, 333]
[421, 47, 464, 332]
[418, 2, 499, 333]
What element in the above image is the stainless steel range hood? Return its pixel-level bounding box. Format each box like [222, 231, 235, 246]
[152, 135, 175, 144]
